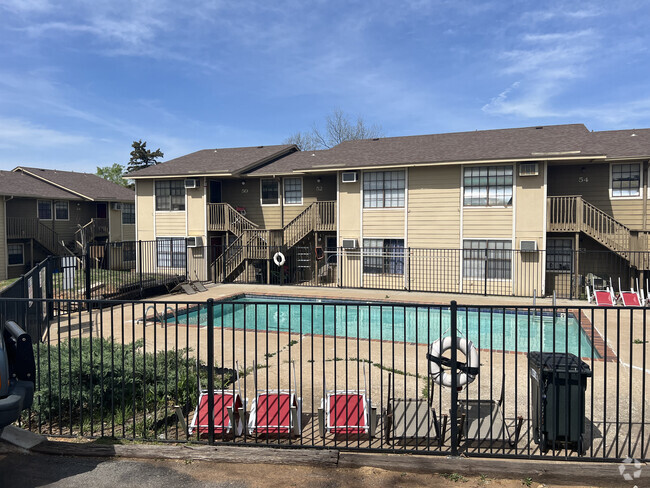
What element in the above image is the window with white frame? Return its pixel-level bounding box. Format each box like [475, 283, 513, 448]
[363, 171, 405, 208]
[37, 200, 52, 220]
[463, 240, 512, 279]
[463, 166, 513, 206]
[155, 181, 185, 211]
[54, 201, 69, 220]
[546, 238, 573, 273]
[363, 239, 405, 274]
[283, 177, 302, 205]
[156, 237, 186, 268]
[8, 243, 24, 266]
[611, 163, 640, 197]
[122, 203, 135, 224]
[261, 179, 279, 205]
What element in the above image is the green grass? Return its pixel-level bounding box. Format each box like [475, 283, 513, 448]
[51, 268, 173, 294]
[0, 277, 19, 292]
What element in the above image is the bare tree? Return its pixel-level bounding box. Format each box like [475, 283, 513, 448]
[285, 110, 383, 150]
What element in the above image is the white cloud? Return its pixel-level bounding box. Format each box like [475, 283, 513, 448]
[0, 116, 90, 149]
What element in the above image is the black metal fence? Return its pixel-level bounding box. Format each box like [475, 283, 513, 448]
[2, 295, 647, 462]
[219, 245, 650, 299]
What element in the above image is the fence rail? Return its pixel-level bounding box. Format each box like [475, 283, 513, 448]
[1, 296, 647, 462]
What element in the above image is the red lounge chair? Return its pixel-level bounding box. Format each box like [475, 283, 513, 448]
[248, 391, 301, 436]
[189, 390, 244, 438]
[318, 365, 377, 437]
[247, 361, 301, 437]
[618, 278, 644, 307]
[586, 284, 616, 307]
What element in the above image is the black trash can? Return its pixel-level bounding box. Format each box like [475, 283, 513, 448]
[528, 352, 592, 454]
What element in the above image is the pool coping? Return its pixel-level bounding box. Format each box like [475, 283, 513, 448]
[140, 292, 614, 363]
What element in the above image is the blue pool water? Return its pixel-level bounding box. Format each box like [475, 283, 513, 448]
[172, 295, 600, 358]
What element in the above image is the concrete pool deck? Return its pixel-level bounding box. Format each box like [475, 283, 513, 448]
[41, 283, 650, 460]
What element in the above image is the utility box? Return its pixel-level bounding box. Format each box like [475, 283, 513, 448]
[528, 352, 592, 454]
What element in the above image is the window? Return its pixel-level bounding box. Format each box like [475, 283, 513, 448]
[612, 163, 640, 197]
[122, 203, 135, 224]
[363, 171, 405, 208]
[8, 243, 24, 266]
[283, 177, 302, 205]
[122, 242, 136, 262]
[261, 179, 279, 205]
[54, 201, 69, 220]
[37, 200, 52, 220]
[546, 238, 573, 273]
[463, 166, 513, 206]
[156, 237, 186, 268]
[155, 180, 185, 211]
[463, 240, 512, 279]
[363, 239, 405, 274]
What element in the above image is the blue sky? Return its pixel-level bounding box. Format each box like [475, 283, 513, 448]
[1, 0, 649, 171]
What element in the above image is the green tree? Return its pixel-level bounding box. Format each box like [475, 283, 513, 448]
[284, 110, 383, 151]
[96, 163, 130, 187]
[127, 140, 164, 173]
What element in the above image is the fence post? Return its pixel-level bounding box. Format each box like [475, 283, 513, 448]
[206, 298, 215, 445]
[84, 242, 91, 301]
[483, 248, 488, 296]
[185, 238, 189, 281]
[450, 300, 459, 456]
[138, 240, 143, 297]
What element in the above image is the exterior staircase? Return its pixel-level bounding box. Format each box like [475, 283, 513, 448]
[6, 217, 69, 256]
[547, 196, 649, 268]
[213, 201, 336, 282]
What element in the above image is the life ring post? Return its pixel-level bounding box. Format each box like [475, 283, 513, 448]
[273, 251, 286, 267]
[450, 300, 459, 457]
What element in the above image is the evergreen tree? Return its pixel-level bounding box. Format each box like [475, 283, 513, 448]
[126, 140, 164, 173]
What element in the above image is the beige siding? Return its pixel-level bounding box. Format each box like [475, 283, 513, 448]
[122, 224, 135, 241]
[548, 162, 645, 230]
[136, 180, 155, 241]
[0, 198, 6, 281]
[463, 207, 512, 239]
[221, 177, 282, 229]
[515, 162, 546, 251]
[187, 178, 206, 237]
[363, 209, 404, 238]
[109, 206, 122, 241]
[408, 166, 460, 248]
[338, 175, 361, 245]
[155, 212, 186, 236]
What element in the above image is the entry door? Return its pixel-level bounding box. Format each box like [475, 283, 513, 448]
[96, 203, 107, 219]
[209, 180, 222, 204]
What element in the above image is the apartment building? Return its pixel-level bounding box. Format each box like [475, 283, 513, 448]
[0, 167, 135, 279]
[129, 124, 650, 297]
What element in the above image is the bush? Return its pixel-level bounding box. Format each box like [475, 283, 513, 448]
[30, 337, 234, 436]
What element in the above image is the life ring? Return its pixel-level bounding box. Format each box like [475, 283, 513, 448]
[273, 252, 286, 267]
[427, 337, 479, 388]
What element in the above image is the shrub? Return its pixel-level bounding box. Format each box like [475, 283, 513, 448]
[30, 337, 234, 436]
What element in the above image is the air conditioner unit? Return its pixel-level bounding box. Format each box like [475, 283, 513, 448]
[520, 240, 537, 252]
[341, 171, 358, 183]
[186, 236, 203, 248]
[342, 238, 358, 249]
[519, 162, 539, 176]
[184, 178, 199, 189]
[111, 202, 122, 211]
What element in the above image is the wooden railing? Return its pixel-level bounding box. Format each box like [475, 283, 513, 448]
[213, 201, 336, 281]
[74, 218, 109, 247]
[207, 203, 259, 235]
[6, 218, 66, 255]
[547, 196, 631, 257]
[284, 201, 336, 248]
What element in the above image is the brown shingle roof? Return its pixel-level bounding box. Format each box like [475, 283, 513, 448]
[127, 144, 297, 178]
[300, 124, 596, 171]
[14, 167, 135, 202]
[247, 150, 332, 176]
[588, 129, 650, 158]
[0, 170, 84, 200]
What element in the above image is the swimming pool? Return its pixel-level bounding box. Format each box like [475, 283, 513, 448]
[172, 295, 600, 358]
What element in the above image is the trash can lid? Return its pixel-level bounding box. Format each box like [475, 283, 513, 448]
[528, 351, 592, 375]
